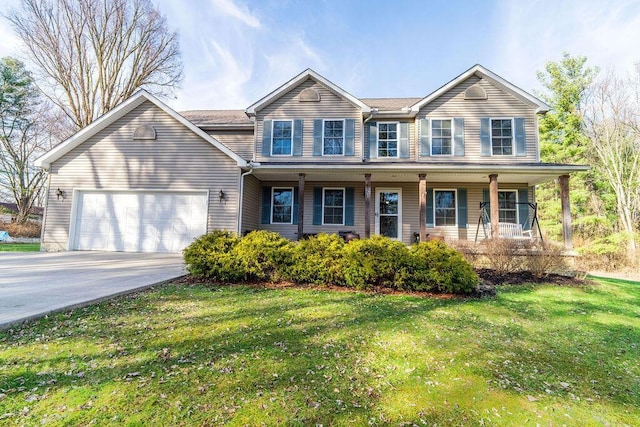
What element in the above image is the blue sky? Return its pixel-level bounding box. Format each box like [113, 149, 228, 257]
[1, 0, 639, 111]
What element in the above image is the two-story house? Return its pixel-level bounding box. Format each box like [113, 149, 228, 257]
[35, 65, 587, 253]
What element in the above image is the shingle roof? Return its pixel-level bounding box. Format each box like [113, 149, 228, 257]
[361, 98, 423, 111]
[180, 99, 424, 127]
[180, 110, 253, 127]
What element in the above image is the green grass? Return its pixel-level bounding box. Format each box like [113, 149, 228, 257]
[1, 278, 639, 426]
[0, 242, 40, 252]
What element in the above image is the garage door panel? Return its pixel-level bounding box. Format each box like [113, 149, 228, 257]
[73, 191, 208, 253]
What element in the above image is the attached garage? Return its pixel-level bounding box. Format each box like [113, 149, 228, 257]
[70, 191, 208, 253]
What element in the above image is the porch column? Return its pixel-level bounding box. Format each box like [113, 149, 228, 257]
[364, 173, 371, 238]
[419, 174, 427, 242]
[297, 173, 305, 240]
[489, 174, 499, 238]
[559, 174, 573, 249]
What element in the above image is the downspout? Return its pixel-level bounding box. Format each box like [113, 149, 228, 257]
[361, 109, 377, 162]
[237, 162, 259, 234]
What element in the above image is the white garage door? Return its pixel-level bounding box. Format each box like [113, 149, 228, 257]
[72, 191, 208, 253]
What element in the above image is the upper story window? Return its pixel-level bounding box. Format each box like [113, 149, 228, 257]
[323, 120, 344, 155]
[498, 190, 517, 223]
[323, 188, 344, 225]
[271, 120, 293, 155]
[431, 119, 452, 155]
[434, 189, 457, 227]
[271, 188, 293, 224]
[491, 119, 514, 155]
[378, 122, 398, 157]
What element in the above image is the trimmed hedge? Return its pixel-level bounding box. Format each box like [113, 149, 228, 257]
[184, 231, 479, 294]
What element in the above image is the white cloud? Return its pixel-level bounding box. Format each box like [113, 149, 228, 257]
[211, 0, 260, 28]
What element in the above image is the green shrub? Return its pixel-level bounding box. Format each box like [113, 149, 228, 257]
[183, 230, 242, 281]
[285, 233, 345, 285]
[409, 240, 479, 294]
[340, 235, 413, 289]
[184, 231, 478, 295]
[232, 230, 292, 282]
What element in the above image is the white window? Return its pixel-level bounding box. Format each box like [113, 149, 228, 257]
[323, 188, 344, 225]
[498, 190, 517, 224]
[271, 188, 293, 224]
[323, 120, 344, 155]
[491, 119, 514, 155]
[378, 122, 398, 157]
[434, 189, 457, 227]
[272, 120, 293, 156]
[431, 119, 452, 155]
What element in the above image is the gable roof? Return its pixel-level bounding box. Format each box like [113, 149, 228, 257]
[35, 90, 247, 169]
[410, 64, 550, 113]
[245, 68, 371, 116]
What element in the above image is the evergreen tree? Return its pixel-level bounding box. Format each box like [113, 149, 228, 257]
[535, 53, 612, 241]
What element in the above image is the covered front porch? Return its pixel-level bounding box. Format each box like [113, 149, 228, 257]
[240, 163, 588, 250]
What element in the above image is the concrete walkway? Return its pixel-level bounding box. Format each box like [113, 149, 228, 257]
[0, 251, 185, 329]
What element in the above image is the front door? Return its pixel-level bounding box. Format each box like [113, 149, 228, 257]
[375, 189, 402, 240]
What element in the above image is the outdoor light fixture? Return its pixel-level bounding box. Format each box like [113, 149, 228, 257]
[56, 188, 66, 201]
[218, 190, 226, 203]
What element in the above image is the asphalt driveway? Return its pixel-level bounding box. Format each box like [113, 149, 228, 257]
[0, 251, 185, 329]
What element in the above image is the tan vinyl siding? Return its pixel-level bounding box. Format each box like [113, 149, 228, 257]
[42, 100, 240, 251]
[256, 79, 362, 163]
[253, 180, 531, 244]
[258, 181, 365, 241]
[241, 174, 261, 234]
[418, 75, 540, 163]
[364, 120, 416, 162]
[206, 129, 254, 160]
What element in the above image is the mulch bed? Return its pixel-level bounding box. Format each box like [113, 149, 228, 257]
[174, 269, 594, 300]
[476, 269, 592, 287]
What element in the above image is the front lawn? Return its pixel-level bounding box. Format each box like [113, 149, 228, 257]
[0, 242, 40, 252]
[1, 278, 639, 425]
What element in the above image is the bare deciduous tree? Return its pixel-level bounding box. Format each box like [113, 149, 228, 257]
[7, 0, 183, 130]
[0, 57, 57, 223]
[583, 68, 640, 256]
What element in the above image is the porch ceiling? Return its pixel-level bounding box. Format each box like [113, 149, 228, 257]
[248, 163, 589, 186]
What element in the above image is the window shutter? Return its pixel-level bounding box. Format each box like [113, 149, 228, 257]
[419, 118, 431, 156]
[313, 187, 322, 225]
[313, 119, 323, 156]
[261, 186, 272, 224]
[293, 119, 303, 156]
[480, 118, 491, 157]
[368, 122, 378, 159]
[453, 118, 465, 156]
[482, 189, 490, 221]
[262, 120, 272, 157]
[515, 117, 526, 156]
[518, 189, 529, 229]
[457, 188, 468, 229]
[344, 119, 355, 156]
[345, 187, 355, 226]
[426, 188, 434, 227]
[292, 187, 299, 225]
[399, 122, 410, 158]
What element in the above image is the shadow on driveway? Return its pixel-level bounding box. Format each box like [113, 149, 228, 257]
[0, 251, 185, 329]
